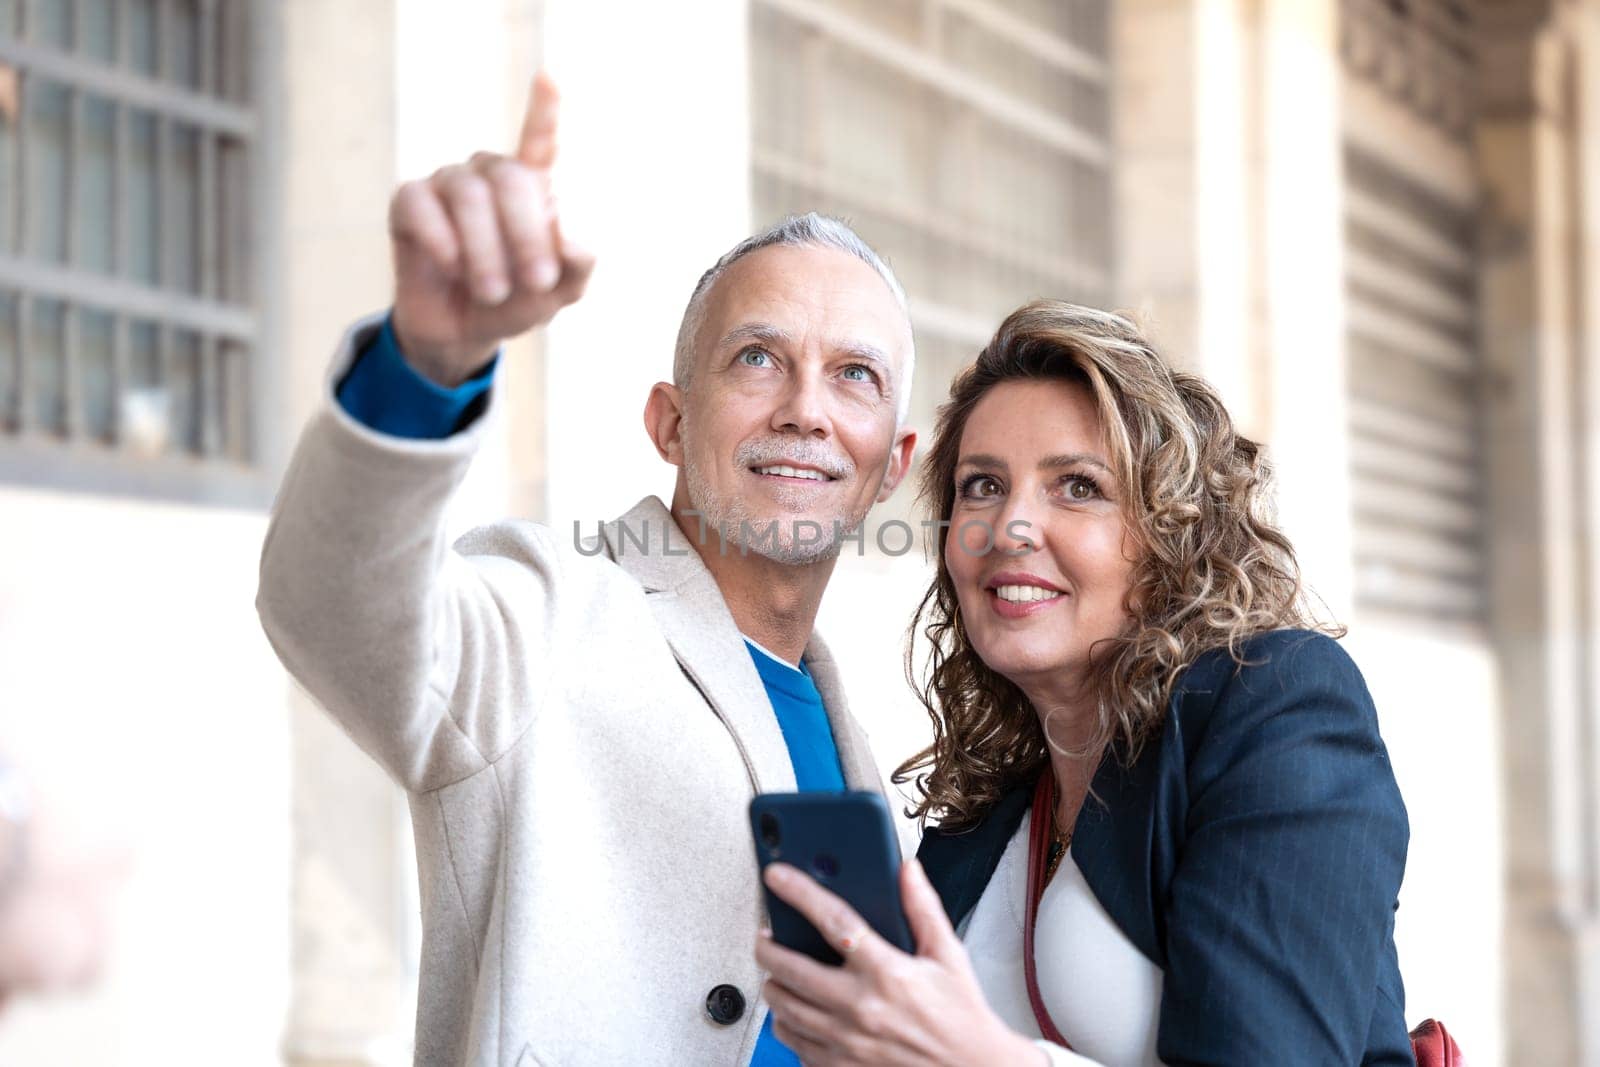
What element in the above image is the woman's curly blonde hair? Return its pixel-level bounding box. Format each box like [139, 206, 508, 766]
[892, 301, 1334, 830]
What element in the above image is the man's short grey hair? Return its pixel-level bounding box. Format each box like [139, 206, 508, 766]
[672, 213, 916, 426]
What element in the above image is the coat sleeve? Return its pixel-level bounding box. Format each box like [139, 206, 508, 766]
[1155, 632, 1409, 1066]
[256, 316, 560, 793]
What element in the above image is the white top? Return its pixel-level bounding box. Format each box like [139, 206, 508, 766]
[959, 810, 1165, 1067]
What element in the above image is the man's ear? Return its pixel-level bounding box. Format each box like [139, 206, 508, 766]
[644, 383, 686, 465]
[875, 427, 918, 503]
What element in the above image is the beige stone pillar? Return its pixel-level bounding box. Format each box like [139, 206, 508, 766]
[1115, 0, 1352, 614]
[1478, 1, 1600, 1062]
[1257, 0, 1355, 620]
[274, 2, 551, 1063]
[1577, 2, 1600, 1059]
[1116, 0, 1252, 397]
[274, 1, 414, 1063]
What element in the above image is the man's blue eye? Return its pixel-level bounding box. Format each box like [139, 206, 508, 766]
[739, 349, 771, 367]
[842, 365, 870, 382]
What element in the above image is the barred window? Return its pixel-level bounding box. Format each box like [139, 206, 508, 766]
[0, 0, 257, 496]
[1340, 0, 1485, 625]
[749, 0, 1115, 446]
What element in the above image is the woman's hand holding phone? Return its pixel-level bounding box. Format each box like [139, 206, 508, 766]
[755, 857, 1047, 1066]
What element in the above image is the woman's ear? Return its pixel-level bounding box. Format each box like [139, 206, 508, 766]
[644, 383, 685, 464]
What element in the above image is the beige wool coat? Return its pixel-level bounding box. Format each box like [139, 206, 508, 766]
[257, 319, 895, 1066]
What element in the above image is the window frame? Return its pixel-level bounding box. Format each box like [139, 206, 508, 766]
[0, 0, 281, 509]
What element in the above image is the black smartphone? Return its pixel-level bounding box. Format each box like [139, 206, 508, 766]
[749, 791, 915, 965]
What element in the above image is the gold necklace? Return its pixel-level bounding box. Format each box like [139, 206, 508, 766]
[1044, 815, 1074, 884]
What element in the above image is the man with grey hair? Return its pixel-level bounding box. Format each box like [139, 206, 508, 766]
[673, 211, 917, 417]
[663, 211, 918, 566]
[257, 75, 919, 1065]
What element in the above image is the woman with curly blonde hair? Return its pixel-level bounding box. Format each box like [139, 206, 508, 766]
[757, 301, 1414, 1065]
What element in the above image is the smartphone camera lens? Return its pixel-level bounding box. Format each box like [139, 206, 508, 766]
[811, 853, 839, 880]
[759, 812, 781, 850]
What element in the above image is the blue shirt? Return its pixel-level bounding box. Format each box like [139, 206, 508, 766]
[336, 314, 497, 438]
[742, 640, 845, 1067]
[337, 317, 850, 1066]
[743, 640, 846, 793]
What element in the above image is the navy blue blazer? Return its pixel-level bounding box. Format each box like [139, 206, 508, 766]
[918, 630, 1412, 1066]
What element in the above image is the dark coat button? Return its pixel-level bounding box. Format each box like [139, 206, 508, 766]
[705, 983, 746, 1025]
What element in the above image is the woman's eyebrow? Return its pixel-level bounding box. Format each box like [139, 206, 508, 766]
[1039, 452, 1113, 474]
[955, 453, 1007, 472]
[957, 452, 1112, 474]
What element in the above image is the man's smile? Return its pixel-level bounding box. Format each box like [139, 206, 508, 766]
[750, 463, 837, 483]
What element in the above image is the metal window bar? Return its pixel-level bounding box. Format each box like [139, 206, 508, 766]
[10, 1, 30, 436]
[111, 0, 129, 444]
[196, 0, 217, 455]
[154, 0, 173, 449]
[0, 38, 252, 136]
[61, 0, 82, 439]
[0, 0, 256, 468]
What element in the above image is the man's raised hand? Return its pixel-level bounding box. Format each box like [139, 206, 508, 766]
[388, 71, 594, 387]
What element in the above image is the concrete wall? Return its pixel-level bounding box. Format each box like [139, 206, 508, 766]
[539, 0, 754, 530]
[0, 489, 290, 1066]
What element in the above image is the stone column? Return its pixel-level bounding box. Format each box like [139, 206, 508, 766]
[1257, 0, 1355, 620]
[1114, 0, 1352, 613]
[277, 2, 547, 1063]
[1477, 1, 1600, 1062]
[276, 1, 412, 1063]
[1577, 3, 1600, 1061]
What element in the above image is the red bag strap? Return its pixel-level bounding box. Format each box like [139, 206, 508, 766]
[1025, 771, 1073, 1050]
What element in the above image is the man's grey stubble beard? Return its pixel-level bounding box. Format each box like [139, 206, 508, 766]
[680, 414, 866, 566]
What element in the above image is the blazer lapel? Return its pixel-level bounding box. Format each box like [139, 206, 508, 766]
[916, 650, 1240, 970]
[917, 783, 1032, 930]
[603, 497, 797, 794]
[802, 633, 882, 793]
[915, 762, 1166, 964]
[1069, 749, 1165, 967]
[1072, 651, 1237, 969]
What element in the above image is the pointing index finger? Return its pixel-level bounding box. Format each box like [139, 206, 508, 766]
[517, 70, 560, 169]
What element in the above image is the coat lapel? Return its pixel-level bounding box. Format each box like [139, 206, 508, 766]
[1074, 648, 1239, 969]
[603, 498, 797, 793]
[913, 753, 1170, 967]
[917, 783, 1032, 930]
[1069, 747, 1165, 966]
[916, 765, 1166, 963]
[601, 496, 891, 801]
[802, 633, 882, 793]
[916, 649, 1242, 968]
